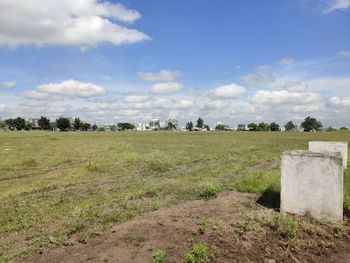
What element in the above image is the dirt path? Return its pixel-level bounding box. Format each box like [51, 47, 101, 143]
[17, 191, 350, 263]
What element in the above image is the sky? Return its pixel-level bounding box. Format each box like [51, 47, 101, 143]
[0, 0, 350, 127]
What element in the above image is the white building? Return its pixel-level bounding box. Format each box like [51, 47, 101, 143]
[136, 123, 148, 131]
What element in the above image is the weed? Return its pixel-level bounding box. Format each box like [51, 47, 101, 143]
[267, 214, 300, 239]
[150, 250, 166, 263]
[197, 219, 208, 234]
[333, 226, 346, 238]
[199, 185, 220, 200]
[21, 158, 38, 168]
[184, 242, 208, 263]
[136, 235, 146, 242]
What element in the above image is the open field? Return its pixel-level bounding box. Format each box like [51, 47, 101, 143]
[0, 131, 350, 262]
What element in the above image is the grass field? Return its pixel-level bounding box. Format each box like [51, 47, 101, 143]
[0, 131, 349, 262]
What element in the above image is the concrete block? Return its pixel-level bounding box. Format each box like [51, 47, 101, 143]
[309, 141, 348, 168]
[281, 150, 343, 222]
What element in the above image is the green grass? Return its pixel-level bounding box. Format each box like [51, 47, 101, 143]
[0, 131, 350, 261]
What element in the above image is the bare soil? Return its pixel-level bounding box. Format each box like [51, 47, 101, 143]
[16, 191, 350, 263]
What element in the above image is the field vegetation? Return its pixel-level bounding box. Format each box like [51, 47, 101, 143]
[0, 131, 349, 262]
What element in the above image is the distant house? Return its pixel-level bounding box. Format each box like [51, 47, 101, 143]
[136, 123, 149, 131]
[237, 124, 247, 131]
[27, 118, 41, 129]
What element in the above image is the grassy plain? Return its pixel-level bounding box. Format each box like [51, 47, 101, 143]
[0, 131, 349, 261]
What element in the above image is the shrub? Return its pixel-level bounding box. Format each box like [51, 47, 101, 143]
[184, 242, 208, 263]
[199, 184, 220, 200]
[151, 250, 166, 263]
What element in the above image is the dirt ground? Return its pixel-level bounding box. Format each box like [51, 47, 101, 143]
[17, 191, 350, 263]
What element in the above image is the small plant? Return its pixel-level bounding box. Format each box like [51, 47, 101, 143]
[199, 184, 220, 200]
[151, 249, 166, 263]
[198, 219, 208, 234]
[137, 235, 146, 243]
[268, 214, 300, 239]
[333, 226, 346, 238]
[184, 242, 208, 263]
[21, 158, 38, 168]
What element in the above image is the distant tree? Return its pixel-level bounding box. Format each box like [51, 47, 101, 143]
[73, 118, 82, 131]
[186, 121, 194, 131]
[0, 120, 5, 129]
[215, 124, 225, 131]
[92, 124, 98, 131]
[269, 122, 280, 131]
[196, 118, 204, 129]
[247, 123, 258, 131]
[109, 124, 117, 132]
[25, 122, 34, 130]
[340, 127, 349, 131]
[325, 126, 336, 132]
[56, 117, 71, 131]
[301, 116, 322, 132]
[257, 122, 269, 131]
[166, 121, 177, 130]
[38, 116, 51, 130]
[284, 121, 295, 131]
[203, 124, 210, 131]
[5, 117, 25, 130]
[117, 123, 135, 131]
[81, 123, 91, 131]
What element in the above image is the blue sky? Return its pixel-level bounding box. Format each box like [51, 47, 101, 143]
[0, 0, 350, 127]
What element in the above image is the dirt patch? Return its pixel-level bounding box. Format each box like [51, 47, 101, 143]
[16, 191, 350, 263]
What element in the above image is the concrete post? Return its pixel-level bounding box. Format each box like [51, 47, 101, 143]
[309, 141, 348, 168]
[281, 150, 343, 222]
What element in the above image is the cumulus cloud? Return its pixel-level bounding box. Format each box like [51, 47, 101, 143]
[123, 94, 149, 103]
[209, 83, 246, 99]
[150, 82, 183, 94]
[241, 66, 275, 84]
[251, 90, 321, 105]
[0, 0, 149, 48]
[283, 82, 306, 93]
[139, 70, 183, 82]
[21, 80, 105, 100]
[1, 80, 16, 89]
[328, 96, 350, 108]
[279, 58, 295, 65]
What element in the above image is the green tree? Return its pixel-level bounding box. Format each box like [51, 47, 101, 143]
[166, 121, 177, 130]
[196, 117, 204, 129]
[56, 117, 71, 131]
[186, 121, 194, 131]
[0, 120, 5, 129]
[215, 124, 225, 131]
[81, 123, 91, 131]
[203, 124, 210, 131]
[247, 123, 257, 131]
[284, 121, 295, 131]
[73, 118, 82, 131]
[5, 117, 25, 130]
[301, 116, 322, 132]
[92, 124, 98, 131]
[257, 122, 269, 131]
[117, 123, 135, 131]
[38, 116, 51, 130]
[269, 122, 280, 131]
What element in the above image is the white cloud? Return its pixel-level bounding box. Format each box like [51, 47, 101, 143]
[0, 0, 149, 48]
[306, 76, 350, 94]
[123, 95, 149, 103]
[291, 105, 319, 113]
[251, 90, 321, 105]
[21, 80, 105, 100]
[284, 82, 306, 93]
[155, 98, 193, 109]
[328, 96, 350, 108]
[1, 80, 16, 89]
[209, 83, 246, 99]
[337, 50, 350, 57]
[241, 66, 275, 84]
[325, 0, 350, 12]
[279, 58, 295, 65]
[150, 82, 183, 94]
[139, 70, 183, 82]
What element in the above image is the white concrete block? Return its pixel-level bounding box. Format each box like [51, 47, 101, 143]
[281, 150, 343, 222]
[309, 141, 348, 168]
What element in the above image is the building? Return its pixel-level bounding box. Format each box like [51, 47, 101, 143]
[136, 123, 149, 131]
[237, 124, 247, 131]
[27, 118, 41, 129]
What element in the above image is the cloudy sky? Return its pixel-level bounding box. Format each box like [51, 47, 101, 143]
[0, 0, 350, 127]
